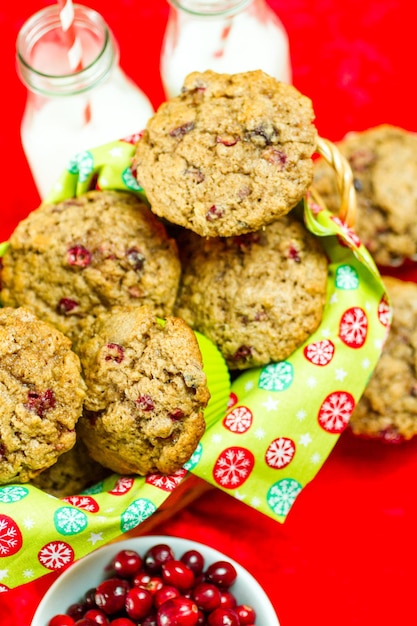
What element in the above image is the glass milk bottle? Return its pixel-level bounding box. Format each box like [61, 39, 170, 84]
[160, 0, 292, 99]
[16, 4, 154, 199]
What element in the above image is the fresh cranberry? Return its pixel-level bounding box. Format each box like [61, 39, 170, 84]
[133, 571, 163, 594]
[205, 562, 237, 589]
[180, 550, 205, 576]
[207, 608, 239, 626]
[94, 578, 130, 615]
[111, 549, 142, 578]
[144, 544, 175, 574]
[156, 597, 199, 626]
[142, 612, 158, 626]
[192, 582, 221, 612]
[67, 245, 92, 267]
[125, 586, 153, 620]
[84, 588, 99, 609]
[108, 619, 136, 626]
[67, 603, 85, 620]
[162, 560, 194, 591]
[235, 605, 256, 625]
[73, 619, 96, 626]
[83, 609, 109, 625]
[219, 591, 237, 609]
[48, 616, 75, 626]
[196, 610, 206, 626]
[154, 585, 180, 608]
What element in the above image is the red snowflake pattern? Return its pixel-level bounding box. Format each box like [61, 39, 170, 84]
[339, 307, 368, 348]
[62, 495, 99, 513]
[38, 541, 74, 571]
[146, 469, 187, 491]
[0, 584, 9, 592]
[0, 514, 22, 557]
[109, 477, 135, 495]
[318, 391, 355, 433]
[304, 339, 335, 366]
[378, 293, 391, 327]
[120, 131, 143, 144]
[227, 392, 238, 408]
[223, 406, 253, 433]
[213, 447, 254, 489]
[265, 437, 296, 469]
[331, 216, 362, 248]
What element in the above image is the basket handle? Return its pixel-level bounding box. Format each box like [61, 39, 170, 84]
[313, 136, 357, 227]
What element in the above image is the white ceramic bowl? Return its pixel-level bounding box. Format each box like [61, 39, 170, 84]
[31, 535, 280, 626]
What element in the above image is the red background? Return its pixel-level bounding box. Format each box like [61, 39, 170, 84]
[1, 1, 417, 624]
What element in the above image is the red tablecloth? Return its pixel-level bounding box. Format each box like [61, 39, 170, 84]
[1, 1, 417, 624]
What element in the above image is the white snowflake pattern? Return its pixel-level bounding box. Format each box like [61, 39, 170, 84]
[335, 265, 359, 290]
[109, 147, 123, 158]
[335, 368, 347, 381]
[0, 569, 8, 581]
[362, 358, 371, 368]
[321, 327, 331, 337]
[234, 491, 246, 501]
[23, 569, 34, 579]
[244, 380, 254, 391]
[296, 409, 307, 421]
[88, 532, 103, 545]
[251, 496, 261, 507]
[306, 376, 317, 388]
[211, 433, 222, 443]
[299, 433, 312, 446]
[254, 428, 266, 439]
[262, 396, 279, 412]
[311, 452, 322, 464]
[330, 293, 338, 304]
[23, 518, 35, 529]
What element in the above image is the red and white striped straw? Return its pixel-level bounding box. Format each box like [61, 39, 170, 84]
[57, 0, 83, 71]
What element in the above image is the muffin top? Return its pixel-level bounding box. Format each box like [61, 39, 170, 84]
[1, 190, 181, 343]
[174, 213, 329, 369]
[133, 70, 318, 237]
[0, 306, 86, 484]
[313, 124, 417, 267]
[75, 305, 210, 476]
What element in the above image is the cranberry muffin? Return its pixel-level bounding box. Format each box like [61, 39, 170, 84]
[313, 124, 417, 267]
[349, 276, 417, 443]
[174, 214, 329, 370]
[75, 305, 210, 476]
[0, 190, 181, 343]
[133, 69, 318, 237]
[0, 307, 86, 484]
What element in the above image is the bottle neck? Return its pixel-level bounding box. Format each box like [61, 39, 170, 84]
[167, 0, 253, 17]
[16, 4, 117, 97]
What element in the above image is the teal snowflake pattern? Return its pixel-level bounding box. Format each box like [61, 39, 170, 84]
[183, 443, 202, 470]
[54, 506, 88, 536]
[267, 478, 302, 517]
[335, 265, 359, 290]
[67, 150, 94, 182]
[120, 498, 157, 533]
[82, 481, 105, 495]
[258, 362, 294, 392]
[122, 166, 143, 191]
[0, 486, 29, 503]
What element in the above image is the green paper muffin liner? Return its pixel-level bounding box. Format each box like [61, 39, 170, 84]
[0, 137, 390, 590]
